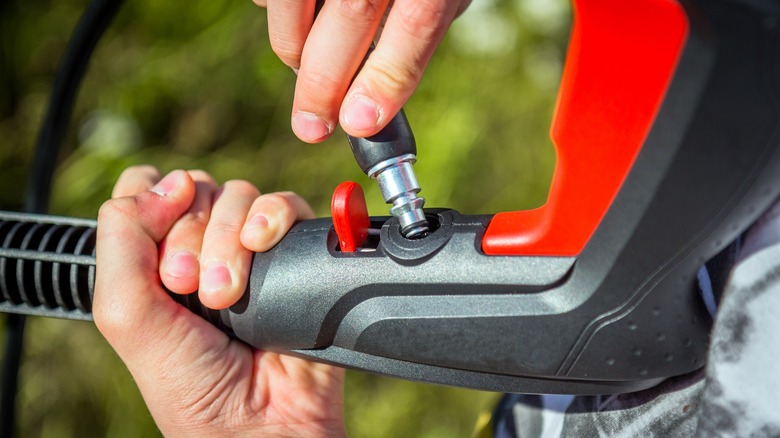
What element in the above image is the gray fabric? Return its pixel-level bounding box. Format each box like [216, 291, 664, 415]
[696, 243, 780, 437]
[512, 395, 544, 438]
[558, 370, 705, 437]
[497, 200, 780, 437]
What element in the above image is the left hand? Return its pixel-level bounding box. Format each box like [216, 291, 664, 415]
[94, 167, 346, 437]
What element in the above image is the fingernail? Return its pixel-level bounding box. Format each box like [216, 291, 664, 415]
[343, 95, 381, 132]
[292, 111, 332, 142]
[166, 251, 198, 278]
[201, 262, 233, 292]
[150, 171, 181, 197]
[247, 214, 269, 229]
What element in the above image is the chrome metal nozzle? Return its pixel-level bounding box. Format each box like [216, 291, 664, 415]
[366, 154, 429, 238]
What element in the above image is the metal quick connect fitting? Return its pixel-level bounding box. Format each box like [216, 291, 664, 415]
[366, 154, 429, 238]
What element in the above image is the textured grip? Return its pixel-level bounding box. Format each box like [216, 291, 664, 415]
[0, 212, 96, 319]
[0, 212, 225, 329]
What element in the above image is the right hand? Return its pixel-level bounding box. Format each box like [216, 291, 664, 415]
[254, 0, 472, 142]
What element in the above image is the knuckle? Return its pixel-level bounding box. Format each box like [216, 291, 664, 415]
[98, 197, 138, 225]
[113, 165, 160, 198]
[222, 180, 260, 198]
[300, 68, 343, 100]
[274, 191, 299, 201]
[120, 164, 159, 178]
[181, 209, 210, 229]
[397, 0, 451, 40]
[262, 193, 298, 221]
[263, 192, 294, 210]
[335, 0, 386, 20]
[271, 42, 302, 68]
[187, 169, 216, 185]
[369, 57, 419, 94]
[208, 220, 244, 237]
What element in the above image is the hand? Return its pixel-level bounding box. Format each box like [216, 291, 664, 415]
[253, 0, 472, 142]
[94, 166, 346, 437]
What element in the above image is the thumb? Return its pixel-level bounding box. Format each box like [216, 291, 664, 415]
[94, 169, 197, 358]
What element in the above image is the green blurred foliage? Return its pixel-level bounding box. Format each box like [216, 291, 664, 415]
[0, 0, 570, 436]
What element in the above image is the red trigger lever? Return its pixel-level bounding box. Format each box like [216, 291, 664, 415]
[331, 181, 370, 252]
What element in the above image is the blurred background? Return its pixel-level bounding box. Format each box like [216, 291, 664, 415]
[0, 0, 570, 436]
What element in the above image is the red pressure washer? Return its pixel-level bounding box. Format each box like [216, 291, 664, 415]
[2, 0, 780, 399]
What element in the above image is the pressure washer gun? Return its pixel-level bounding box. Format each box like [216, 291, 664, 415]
[2, 0, 780, 395]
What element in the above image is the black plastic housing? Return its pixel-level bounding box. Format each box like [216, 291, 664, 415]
[1, 0, 779, 396]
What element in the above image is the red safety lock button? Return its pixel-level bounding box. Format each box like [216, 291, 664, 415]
[331, 181, 370, 252]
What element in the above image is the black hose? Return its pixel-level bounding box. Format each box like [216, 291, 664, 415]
[1, 1, 124, 436]
[24, 0, 125, 214]
[0, 314, 25, 436]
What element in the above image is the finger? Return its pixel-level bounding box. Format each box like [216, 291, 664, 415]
[456, 0, 472, 17]
[159, 170, 219, 295]
[340, 0, 461, 137]
[291, 0, 391, 143]
[96, 171, 251, 424]
[111, 165, 161, 198]
[252, 0, 267, 6]
[198, 180, 260, 310]
[241, 192, 315, 252]
[95, 170, 198, 354]
[267, 0, 318, 69]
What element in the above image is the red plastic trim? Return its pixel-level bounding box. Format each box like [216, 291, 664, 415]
[482, 0, 688, 256]
[331, 181, 370, 252]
